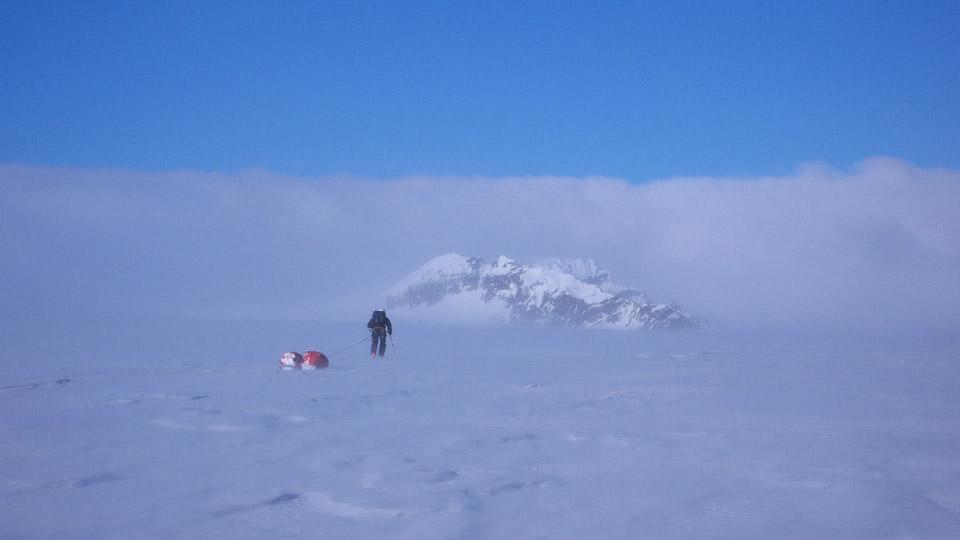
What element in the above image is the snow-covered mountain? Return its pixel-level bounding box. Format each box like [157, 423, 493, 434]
[386, 254, 697, 329]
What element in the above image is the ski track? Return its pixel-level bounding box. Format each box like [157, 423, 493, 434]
[2, 323, 960, 538]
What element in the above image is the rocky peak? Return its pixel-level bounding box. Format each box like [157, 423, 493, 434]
[386, 254, 696, 329]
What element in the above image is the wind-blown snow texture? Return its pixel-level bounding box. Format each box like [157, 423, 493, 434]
[3, 319, 960, 539]
[387, 254, 694, 329]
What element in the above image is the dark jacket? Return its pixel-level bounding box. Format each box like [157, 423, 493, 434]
[367, 312, 392, 335]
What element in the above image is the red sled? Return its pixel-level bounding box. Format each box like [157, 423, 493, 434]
[302, 351, 329, 369]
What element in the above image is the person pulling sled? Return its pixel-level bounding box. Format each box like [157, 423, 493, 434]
[367, 309, 393, 357]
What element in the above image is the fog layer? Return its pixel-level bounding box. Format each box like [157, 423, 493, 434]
[1, 158, 957, 332]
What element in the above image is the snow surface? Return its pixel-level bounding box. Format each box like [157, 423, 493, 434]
[3, 319, 960, 539]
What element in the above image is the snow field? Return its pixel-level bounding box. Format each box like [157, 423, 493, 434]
[2, 321, 960, 539]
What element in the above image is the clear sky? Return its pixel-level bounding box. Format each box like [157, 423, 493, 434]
[2, 0, 959, 180]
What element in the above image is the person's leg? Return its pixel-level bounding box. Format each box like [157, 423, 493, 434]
[378, 335, 387, 356]
[370, 333, 378, 356]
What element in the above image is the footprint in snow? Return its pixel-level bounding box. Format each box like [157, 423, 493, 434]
[427, 470, 459, 483]
[214, 492, 302, 517]
[73, 473, 120, 488]
[104, 397, 140, 405]
[152, 419, 248, 432]
[265, 493, 300, 506]
[142, 392, 207, 401]
[303, 492, 406, 518]
[488, 479, 548, 496]
[228, 491, 410, 519]
[1, 378, 71, 390]
[182, 406, 223, 415]
[489, 482, 526, 496]
[334, 456, 363, 470]
[499, 434, 538, 444]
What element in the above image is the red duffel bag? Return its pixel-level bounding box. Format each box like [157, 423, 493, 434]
[302, 351, 329, 369]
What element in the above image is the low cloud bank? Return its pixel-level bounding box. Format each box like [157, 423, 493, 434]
[2, 158, 957, 333]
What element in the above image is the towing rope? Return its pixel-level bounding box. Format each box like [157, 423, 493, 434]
[327, 335, 371, 358]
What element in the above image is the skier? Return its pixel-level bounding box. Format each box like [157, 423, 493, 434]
[367, 309, 392, 358]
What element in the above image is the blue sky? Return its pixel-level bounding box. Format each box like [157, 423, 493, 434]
[2, 1, 958, 180]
